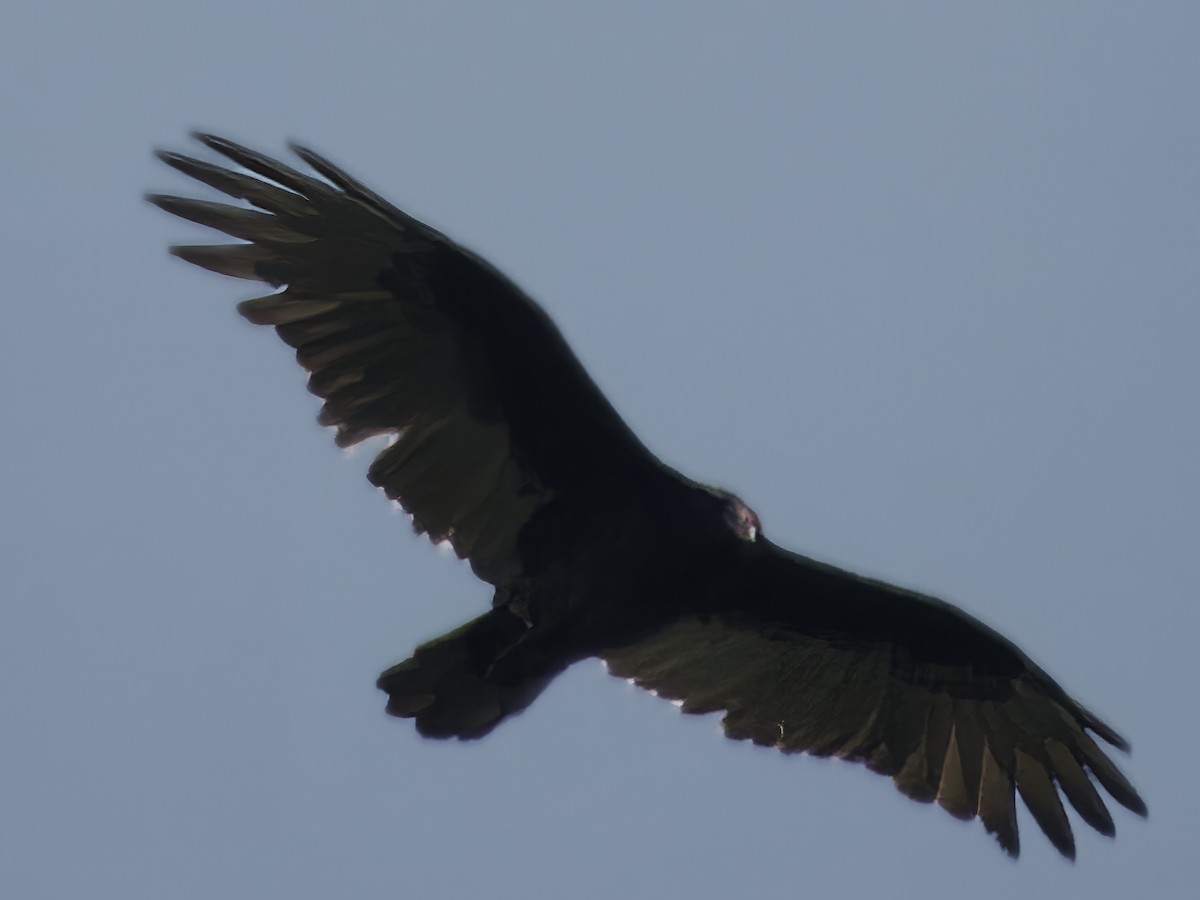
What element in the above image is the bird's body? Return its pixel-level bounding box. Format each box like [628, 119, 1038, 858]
[151, 134, 1145, 858]
[387, 475, 754, 737]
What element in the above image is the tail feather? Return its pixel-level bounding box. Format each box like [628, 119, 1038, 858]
[378, 607, 560, 739]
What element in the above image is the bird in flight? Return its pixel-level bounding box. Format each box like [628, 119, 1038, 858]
[150, 134, 1145, 859]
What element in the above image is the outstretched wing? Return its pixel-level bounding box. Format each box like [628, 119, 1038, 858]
[603, 540, 1146, 858]
[150, 134, 654, 584]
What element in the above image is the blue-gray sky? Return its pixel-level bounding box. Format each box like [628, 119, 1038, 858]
[3, 3, 1196, 897]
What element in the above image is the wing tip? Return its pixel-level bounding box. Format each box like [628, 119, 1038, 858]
[287, 139, 317, 159]
[190, 131, 257, 160]
[1091, 719, 1132, 753]
[1122, 792, 1149, 819]
[152, 148, 194, 171]
[995, 832, 1021, 860]
[1048, 831, 1077, 862]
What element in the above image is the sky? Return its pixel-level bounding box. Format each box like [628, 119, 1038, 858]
[3, 2, 1197, 898]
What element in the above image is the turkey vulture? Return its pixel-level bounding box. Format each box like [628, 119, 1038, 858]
[150, 134, 1145, 859]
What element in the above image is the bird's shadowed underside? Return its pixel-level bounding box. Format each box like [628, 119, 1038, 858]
[150, 133, 1146, 860]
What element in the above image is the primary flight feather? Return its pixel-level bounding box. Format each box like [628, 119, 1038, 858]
[150, 133, 1145, 859]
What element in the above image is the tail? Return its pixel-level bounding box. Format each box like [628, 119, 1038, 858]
[378, 606, 563, 739]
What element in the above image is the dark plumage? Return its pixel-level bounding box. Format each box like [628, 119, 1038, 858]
[150, 133, 1145, 859]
